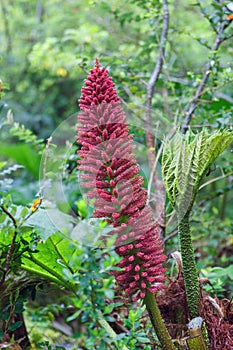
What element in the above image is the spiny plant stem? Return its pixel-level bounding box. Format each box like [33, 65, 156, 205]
[178, 214, 200, 319]
[144, 291, 176, 350]
[178, 215, 210, 348]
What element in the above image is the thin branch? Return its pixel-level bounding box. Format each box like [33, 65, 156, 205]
[0, 205, 17, 228]
[166, 208, 176, 227]
[42, 136, 53, 183]
[147, 126, 176, 202]
[188, 124, 217, 129]
[225, 32, 233, 40]
[147, 143, 164, 202]
[0, 206, 18, 286]
[196, 77, 233, 102]
[146, 0, 169, 112]
[214, 91, 233, 104]
[145, 0, 169, 166]
[199, 170, 233, 191]
[144, 0, 169, 232]
[163, 229, 178, 244]
[181, 20, 231, 133]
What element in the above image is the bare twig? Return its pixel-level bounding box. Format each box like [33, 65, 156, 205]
[147, 124, 176, 200]
[0, 205, 17, 228]
[199, 170, 233, 191]
[188, 124, 217, 129]
[144, 0, 169, 231]
[214, 91, 233, 104]
[163, 229, 178, 244]
[43, 136, 53, 182]
[147, 143, 164, 202]
[145, 0, 169, 165]
[181, 19, 231, 133]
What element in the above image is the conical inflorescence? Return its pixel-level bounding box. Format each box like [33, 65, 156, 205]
[77, 59, 167, 301]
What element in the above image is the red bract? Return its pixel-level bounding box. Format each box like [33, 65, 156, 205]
[77, 59, 167, 301]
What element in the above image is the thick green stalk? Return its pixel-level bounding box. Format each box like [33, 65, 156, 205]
[144, 291, 177, 350]
[178, 215, 210, 348]
[178, 214, 200, 319]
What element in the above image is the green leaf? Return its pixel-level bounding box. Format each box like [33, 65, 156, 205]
[162, 129, 233, 215]
[136, 336, 150, 343]
[21, 232, 78, 292]
[20, 207, 29, 218]
[0, 161, 7, 170]
[0, 143, 40, 178]
[226, 266, 233, 280]
[8, 321, 22, 331]
[104, 288, 114, 299]
[26, 208, 73, 240]
[1, 311, 9, 320]
[77, 199, 88, 218]
[66, 309, 82, 322]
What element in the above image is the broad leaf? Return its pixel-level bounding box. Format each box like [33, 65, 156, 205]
[21, 232, 78, 292]
[0, 143, 40, 178]
[162, 129, 233, 216]
[26, 208, 74, 240]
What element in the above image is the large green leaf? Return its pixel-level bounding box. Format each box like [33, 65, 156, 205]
[0, 144, 41, 178]
[21, 232, 78, 292]
[22, 208, 79, 291]
[162, 129, 233, 216]
[26, 208, 74, 241]
[0, 206, 80, 292]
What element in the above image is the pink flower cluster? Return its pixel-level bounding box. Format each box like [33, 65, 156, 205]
[77, 59, 166, 301]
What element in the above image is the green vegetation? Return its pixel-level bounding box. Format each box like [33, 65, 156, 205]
[0, 1, 232, 349]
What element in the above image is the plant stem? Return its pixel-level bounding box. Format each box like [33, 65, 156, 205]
[144, 291, 176, 350]
[178, 214, 200, 319]
[97, 310, 129, 350]
[178, 214, 210, 348]
[186, 336, 207, 350]
[181, 19, 231, 133]
[0, 205, 18, 286]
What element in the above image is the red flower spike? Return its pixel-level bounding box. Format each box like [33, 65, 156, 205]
[78, 59, 120, 111]
[77, 60, 167, 301]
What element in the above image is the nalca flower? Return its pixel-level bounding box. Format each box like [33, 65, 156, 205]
[78, 58, 119, 111]
[77, 59, 167, 301]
